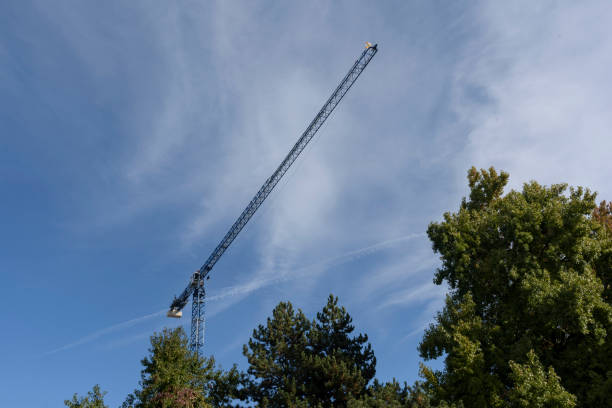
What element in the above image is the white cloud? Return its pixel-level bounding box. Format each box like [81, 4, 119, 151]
[45, 233, 427, 354]
[16, 4, 612, 403]
[454, 2, 612, 198]
[206, 232, 428, 318]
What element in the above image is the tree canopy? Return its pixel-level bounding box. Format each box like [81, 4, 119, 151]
[242, 294, 376, 407]
[121, 327, 240, 408]
[419, 167, 612, 407]
[65, 167, 611, 407]
[65, 385, 108, 408]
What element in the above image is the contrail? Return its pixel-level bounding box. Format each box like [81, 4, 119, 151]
[45, 233, 424, 354]
[44, 309, 166, 355]
[207, 232, 426, 304]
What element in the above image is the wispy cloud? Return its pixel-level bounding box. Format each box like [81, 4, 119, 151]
[398, 289, 448, 344]
[379, 282, 445, 310]
[454, 2, 612, 197]
[44, 310, 166, 355]
[401, 324, 430, 342]
[45, 233, 424, 354]
[207, 232, 427, 318]
[101, 321, 182, 351]
[9, 2, 612, 405]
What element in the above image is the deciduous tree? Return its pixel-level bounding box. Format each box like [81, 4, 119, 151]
[65, 385, 108, 408]
[122, 327, 240, 408]
[419, 167, 612, 407]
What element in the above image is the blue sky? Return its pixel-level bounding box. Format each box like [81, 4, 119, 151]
[2, 1, 612, 406]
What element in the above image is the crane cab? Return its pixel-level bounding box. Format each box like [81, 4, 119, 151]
[167, 309, 182, 318]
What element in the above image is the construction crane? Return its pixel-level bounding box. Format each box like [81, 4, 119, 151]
[168, 43, 378, 355]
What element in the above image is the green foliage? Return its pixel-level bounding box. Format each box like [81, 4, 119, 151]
[346, 380, 421, 408]
[508, 350, 576, 408]
[592, 200, 612, 306]
[420, 167, 612, 407]
[66, 167, 612, 407]
[64, 385, 108, 408]
[122, 327, 240, 408]
[348, 380, 466, 408]
[348, 380, 412, 408]
[242, 295, 376, 407]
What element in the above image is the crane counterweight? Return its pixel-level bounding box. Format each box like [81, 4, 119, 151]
[167, 310, 182, 318]
[168, 43, 378, 355]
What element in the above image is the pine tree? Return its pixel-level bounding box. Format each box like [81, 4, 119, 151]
[243, 301, 311, 406]
[306, 295, 376, 405]
[243, 295, 376, 407]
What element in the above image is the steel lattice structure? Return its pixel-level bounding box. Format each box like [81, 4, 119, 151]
[190, 276, 205, 353]
[168, 43, 378, 355]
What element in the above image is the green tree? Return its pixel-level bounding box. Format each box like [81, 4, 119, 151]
[243, 295, 376, 407]
[65, 385, 108, 408]
[242, 300, 311, 406]
[348, 380, 466, 408]
[122, 327, 240, 408]
[419, 167, 612, 407]
[592, 200, 612, 306]
[347, 380, 412, 408]
[507, 350, 576, 408]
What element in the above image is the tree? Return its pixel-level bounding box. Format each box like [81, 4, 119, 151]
[308, 295, 376, 404]
[347, 380, 412, 408]
[347, 380, 467, 408]
[243, 295, 376, 407]
[65, 385, 108, 408]
[122, 327, 240, 408]
[592, 200, 612, 233]
[242, 301, 311, 406]
[507, 350, 576, 408]
[592, 200, 612, 306]
[419, 167, 612, 407]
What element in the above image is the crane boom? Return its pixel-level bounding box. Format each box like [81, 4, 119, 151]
[168, 43, 378, 354]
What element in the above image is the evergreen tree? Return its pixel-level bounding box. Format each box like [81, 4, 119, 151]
[65, 385, 108, 408]
[307, 295, 376, 405]
[122, 327, 240, 408]
[243, 295, 376, 407]
[242, 301, 311, 406]
[419, 167, 612, 407]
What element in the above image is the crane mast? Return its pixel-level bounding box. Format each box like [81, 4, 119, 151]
[168, 43, 378, 355]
